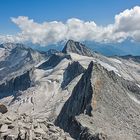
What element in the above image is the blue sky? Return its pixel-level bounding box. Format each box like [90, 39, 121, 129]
[0, 0, 140, 34]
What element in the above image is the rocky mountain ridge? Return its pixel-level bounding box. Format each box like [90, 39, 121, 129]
[0, 40, 139, 139]
[0, 43, 45, 83]
[56, 61, 140, 139]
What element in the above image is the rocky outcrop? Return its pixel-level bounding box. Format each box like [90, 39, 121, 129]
[38, 53, 71, 70]
[55, 61, 94, 138]
[62, 40, 94, 57]
[79, 128, 107, 140]
[0, 113, 73, 140]
[0, 104, 8, 114]
[120, 55, 140, 63]
[56, 61, 140, 140]
[61, 61, 85, 89]
[0, 70, 32, 99]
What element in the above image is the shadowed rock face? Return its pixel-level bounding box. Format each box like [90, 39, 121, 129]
[0, 104, 8, 114]
[56, 61, 140, 140]
[56, 62, 94, 138]
[38, 53, 71, 70]
[61, 61, 86, 89]
[0, 70, 32, 99]
[0, 41, 140, 140]
[62, 40, 94, 57]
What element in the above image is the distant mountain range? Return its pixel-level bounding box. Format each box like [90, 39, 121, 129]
[29, 39, 140, 56]
[85, 40, 140, 56]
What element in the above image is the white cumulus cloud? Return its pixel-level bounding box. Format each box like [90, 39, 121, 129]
[1, 6, 140, 46]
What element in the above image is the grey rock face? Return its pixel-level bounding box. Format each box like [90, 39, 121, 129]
[0, 104, 8, 114]
[56, 61, 140, 140]
[0, 70, 32, 99]
[79, 128, 107, 140]
[0, 43, 44, 82]
[0, 43, 45, 99]
[61, 61, 85, 89]
[38, 53, 71, 70]
[62, 40, 94, 57]
[55, 62, 94, 138]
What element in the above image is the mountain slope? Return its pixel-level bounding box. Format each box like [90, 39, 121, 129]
[0, 43, 46, 99]
[56, 61, 140, 140]
[0, 43, 44, 82]
[0, 41, 140, 140]
[38, 53, 71, 70]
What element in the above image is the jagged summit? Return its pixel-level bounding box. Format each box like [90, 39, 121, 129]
[62, 40, 94, 57]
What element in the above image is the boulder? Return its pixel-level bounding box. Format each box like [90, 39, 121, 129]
[0, 124, 8, 133]
[0, 104, 8, 114]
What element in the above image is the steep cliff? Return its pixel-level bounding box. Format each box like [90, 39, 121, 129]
[38, 53, 71, 70]
[0, 70, 32, 98]
[56, 61, 140, 140]
[61, 61, 85, 89]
